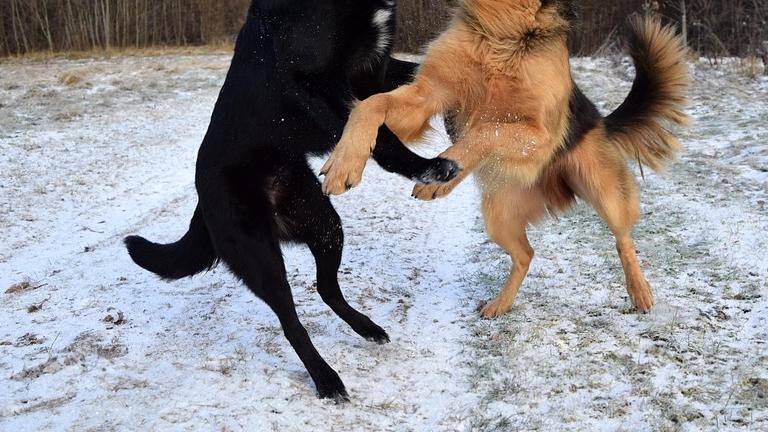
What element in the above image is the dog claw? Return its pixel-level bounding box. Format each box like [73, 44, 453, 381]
[318, 386, 350, 402]
[417, 158, 461, 184]
[357, 321, 390, 344]
[475, 300, 488, 312]
[479, 299, 512, 319]
[333, 393, 351, 404]
[316, 373, 349, 401]
[366, 334, 390, 345]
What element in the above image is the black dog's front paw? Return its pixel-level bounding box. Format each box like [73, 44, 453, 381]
[416, 158, 461, 184]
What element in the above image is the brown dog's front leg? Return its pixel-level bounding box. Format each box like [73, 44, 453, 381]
[321, 95, 390, 195]
[322, 81, 448, 195]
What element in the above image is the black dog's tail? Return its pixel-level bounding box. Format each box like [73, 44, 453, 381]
[124, 204, 216, 280]
[604, 15, 690, 172]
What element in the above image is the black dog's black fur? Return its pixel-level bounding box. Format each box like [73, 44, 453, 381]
[125, 0, 457, 400]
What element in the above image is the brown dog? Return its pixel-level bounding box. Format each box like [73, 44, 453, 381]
[321, 0, 689, 318]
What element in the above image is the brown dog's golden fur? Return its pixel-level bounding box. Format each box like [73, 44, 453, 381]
[321, 1, 689, 318]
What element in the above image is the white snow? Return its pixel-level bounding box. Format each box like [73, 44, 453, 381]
[0, 53, 766, 431]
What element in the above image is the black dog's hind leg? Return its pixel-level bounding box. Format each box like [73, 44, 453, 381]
[222, 234, 347, 399]
[199, 176, 347, 401]
[258, 257, 348, 400]
[276, 164, 390, 343]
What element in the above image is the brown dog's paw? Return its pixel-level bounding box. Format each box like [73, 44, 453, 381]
[321, 143, 370, 195]
[412, 179, 460, 201]
[628, 278, 654, 313]
[478, 297, 512, 319]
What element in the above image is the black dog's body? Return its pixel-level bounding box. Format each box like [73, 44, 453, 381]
[125, 0, 455, 400]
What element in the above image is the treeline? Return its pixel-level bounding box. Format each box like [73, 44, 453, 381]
[572, 0, 767, 57]
[396, 0, 768, 58]
[0, 0, 249, 55]
[1, 0, 766, 59]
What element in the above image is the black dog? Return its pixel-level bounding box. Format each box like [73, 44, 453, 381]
[125, 0, 457, 400]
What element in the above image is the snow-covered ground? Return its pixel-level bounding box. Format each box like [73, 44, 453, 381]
[0, 53, 766, 431]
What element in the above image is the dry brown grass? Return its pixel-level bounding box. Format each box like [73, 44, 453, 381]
[57, 71, 82, 86]
[0, 42, 234, 64]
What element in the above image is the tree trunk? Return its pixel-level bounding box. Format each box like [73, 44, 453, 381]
[680, 0, 688, 48]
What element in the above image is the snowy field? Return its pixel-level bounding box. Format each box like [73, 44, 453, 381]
[0, 52, 766, 431]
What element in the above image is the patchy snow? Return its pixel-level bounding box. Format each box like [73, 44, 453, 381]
[0, 54, 766, 431]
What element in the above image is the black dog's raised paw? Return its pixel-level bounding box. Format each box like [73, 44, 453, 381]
[416, 158, 461, 184]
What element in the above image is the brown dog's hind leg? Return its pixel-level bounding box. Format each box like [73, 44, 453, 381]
[614, 232, 654, 312]
[603, 183, 655, 312]
[567, 146, 654, 312]
[478, 187, 545, 319]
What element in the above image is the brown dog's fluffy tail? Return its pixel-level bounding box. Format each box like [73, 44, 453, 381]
[604, 15, 690, 172]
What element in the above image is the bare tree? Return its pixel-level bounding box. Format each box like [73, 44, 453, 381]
[0, 0, 765, 59]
